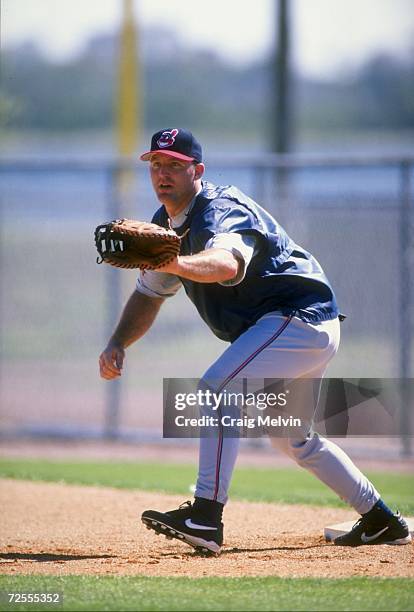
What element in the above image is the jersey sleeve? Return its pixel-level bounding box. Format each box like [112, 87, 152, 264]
[191, 200, 267, 252]
[204, 232, 258, 286]
[136, 269, 181, 298]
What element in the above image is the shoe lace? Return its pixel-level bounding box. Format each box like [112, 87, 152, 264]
[179, 500, 192, 510]
[352, 517, 364, 530]
[352, 514, 388, 532]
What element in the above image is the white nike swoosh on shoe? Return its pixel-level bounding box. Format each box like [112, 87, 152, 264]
[184, 519, 217, 531]
[361, 526, 389, 543]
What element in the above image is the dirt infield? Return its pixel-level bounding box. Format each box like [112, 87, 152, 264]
[1, 479, 413, 578]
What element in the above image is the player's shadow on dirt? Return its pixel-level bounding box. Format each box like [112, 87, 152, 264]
[222, 544, 325, 555]
[0, 552, 116, 562]
[160, 543, 325, 558]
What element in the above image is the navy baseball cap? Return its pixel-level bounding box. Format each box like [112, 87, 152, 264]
[140, 128, 202, 163]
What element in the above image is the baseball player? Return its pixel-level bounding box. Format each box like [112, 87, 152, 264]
[99, 128, 411, 555]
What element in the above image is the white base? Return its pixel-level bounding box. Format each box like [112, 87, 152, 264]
[324, 517, 414, 542]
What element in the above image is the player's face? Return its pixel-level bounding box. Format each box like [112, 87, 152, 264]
[149, 154, 204, 213]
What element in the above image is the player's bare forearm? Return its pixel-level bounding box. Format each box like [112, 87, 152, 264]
[162, 248, 239, 283]
[99, 291, 163, 380]
[110, 290, 164, 348]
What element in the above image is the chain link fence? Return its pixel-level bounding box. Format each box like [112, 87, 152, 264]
[0, 155, 412, 455]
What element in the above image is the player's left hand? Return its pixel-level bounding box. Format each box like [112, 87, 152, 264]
[99, 342, 125, 379]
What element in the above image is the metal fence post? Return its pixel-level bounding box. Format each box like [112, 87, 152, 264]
[399, 160, 413, 456]
[253, 165, 266, 206]
[104, 165, 123, 439]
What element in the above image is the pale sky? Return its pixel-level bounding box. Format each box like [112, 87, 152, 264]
[2, 0, 413, 77]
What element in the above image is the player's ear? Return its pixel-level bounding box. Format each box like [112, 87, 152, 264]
[194, 163, 205, 180]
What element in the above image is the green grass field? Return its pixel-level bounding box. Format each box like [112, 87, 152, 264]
[0, 575, 413, 611]
[1, 459, 413, 611]
[0, 459, 413, 514]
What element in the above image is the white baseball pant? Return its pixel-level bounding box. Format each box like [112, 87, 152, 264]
[195, 312, 380, 514]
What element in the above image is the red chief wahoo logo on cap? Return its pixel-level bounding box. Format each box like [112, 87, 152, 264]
[157, 129, 179, 149]
[140, 128, 202, 162]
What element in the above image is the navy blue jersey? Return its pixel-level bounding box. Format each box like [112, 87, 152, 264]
[152, 181, 339, 342]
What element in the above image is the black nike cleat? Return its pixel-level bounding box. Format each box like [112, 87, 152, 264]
[334, 511, 412, 546]
[141, 500, 223, 555]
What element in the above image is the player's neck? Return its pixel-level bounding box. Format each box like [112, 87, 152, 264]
[163, 181, 202, 218]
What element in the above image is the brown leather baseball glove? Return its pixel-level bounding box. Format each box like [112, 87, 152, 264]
[94, 218, 182, 270]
